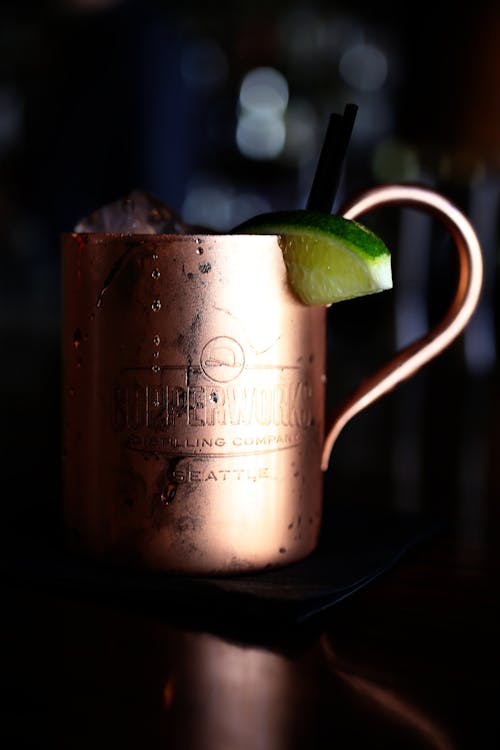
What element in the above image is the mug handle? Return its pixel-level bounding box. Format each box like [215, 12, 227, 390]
[321, 183, 483, 471]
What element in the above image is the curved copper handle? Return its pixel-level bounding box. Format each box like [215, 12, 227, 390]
[321, 184, 483, 471]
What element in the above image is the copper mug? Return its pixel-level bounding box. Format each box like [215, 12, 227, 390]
[62, 185, 482, 574]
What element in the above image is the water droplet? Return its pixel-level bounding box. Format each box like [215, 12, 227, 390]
[209, 391, 218, 403]
[153, 334, 160, 346]
[161, 483, 177, 505]
[199, 262, 211, 274]
[152, 252, 159, 260]
[151, 268, 160, 280]
[152, 299, 161, 312]
[73, 328, 82, 349]
[153, 351, 159, 359]
[153, 399, 160, 408]
[196, 247, 204, 255]
[152, 364, 161, 373]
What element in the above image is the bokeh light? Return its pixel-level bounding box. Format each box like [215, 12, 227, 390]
[182, 179, 271, 230]
[239, 67, 289, 114]
[339, 42, 388, 92]
[182, 183, 232, 230]
[236, 67, 289, 161]
[236, 111, 286, 160]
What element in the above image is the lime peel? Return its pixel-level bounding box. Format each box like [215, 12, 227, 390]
[233, 209, 393, 306]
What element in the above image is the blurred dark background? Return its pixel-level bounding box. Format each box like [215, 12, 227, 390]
[1, 0, 499, 552]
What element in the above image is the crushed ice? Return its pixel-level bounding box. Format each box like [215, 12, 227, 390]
[74, 190, 190, 234]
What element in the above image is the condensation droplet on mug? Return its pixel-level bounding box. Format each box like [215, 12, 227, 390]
[196, 246, 204, 255]
[151, 268, 160, 280]
[209, 391, 219, 403]
[152, 252, 159, 260]
[153, 351, 159, 359]
[152, 298, 161, 312]
[161, 483, 177, 505]
[153, 334, 160, 346]
[153, 398, 160, 408]
[73, 328, 82, 349]
[152, 364, 161, 373]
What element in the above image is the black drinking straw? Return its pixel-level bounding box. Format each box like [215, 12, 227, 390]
[306, 103, 358, 213]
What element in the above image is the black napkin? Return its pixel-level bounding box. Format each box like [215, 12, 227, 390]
[2, 500, 441, 627]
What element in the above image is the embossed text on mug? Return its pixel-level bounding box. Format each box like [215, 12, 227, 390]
[111, 337, 314, 457]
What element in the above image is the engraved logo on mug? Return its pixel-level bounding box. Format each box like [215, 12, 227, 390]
[111, 336, 315, 457]
[200, 336, 245, 382]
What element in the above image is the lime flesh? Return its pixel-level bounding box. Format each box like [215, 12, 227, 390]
[233, 210, 392, 305]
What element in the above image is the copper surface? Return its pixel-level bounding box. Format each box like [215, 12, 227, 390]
[62, 185, 483, 575]
[321, 184, 483, 470]
[62, 234, 326, 574]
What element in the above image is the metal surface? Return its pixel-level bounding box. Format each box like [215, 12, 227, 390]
[62, 234, 326, 574]
[62, 185, 483, 575]
[321, 184, 484, 470]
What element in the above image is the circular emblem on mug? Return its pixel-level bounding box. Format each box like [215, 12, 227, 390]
[201, 336, 245, 382]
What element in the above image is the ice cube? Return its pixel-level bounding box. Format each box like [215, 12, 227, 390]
[74, 190, 190, 234]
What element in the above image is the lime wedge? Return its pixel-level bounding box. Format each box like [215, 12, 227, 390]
[233, 210, 392, 305]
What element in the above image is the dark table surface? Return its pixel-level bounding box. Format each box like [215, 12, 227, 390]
[3, 504, 499, 750]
